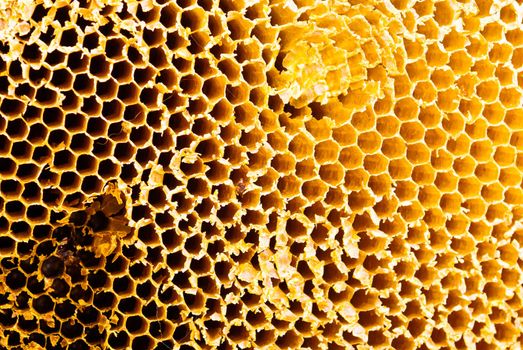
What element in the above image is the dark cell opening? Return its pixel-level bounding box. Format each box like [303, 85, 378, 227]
[35, 87, 58, 105]
[84, 32, 99, 50]
[55, 6, 71, 25]
[1, 98, 24, 116]
[108, 331, 130, 349]
[134, 66, 156, 86]
[166, 31, 185, 50]
[32, 295, 54, 314]
[8, 61, 23, 83]
[93, 291, 117, 310]
[48, 129, 69, 148]
[173, 323, 190, 342]
[67, 51, 89, 72]
[26, 205, 47, 221]
[45, 50, 66, 66]
[106, 38, 125, 59]
[22, 43, 42, 62]
[90, 55, 111, 77]
[70, 134, 91, 153]
[61, 90, 81, 110]
[113, 276, 133, 294]
[61, 321, 84, 339]
[73, 73, 95, 94]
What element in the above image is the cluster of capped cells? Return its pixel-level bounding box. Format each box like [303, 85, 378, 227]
[0, 0, 522, 349]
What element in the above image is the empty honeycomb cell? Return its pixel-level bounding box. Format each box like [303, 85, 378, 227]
[301, 179, 328, 201]
[452, 156, 476, 176]
[332, 123, 357, 146]
[406, 143, 430, 165]
[490, 43, 513, 64]
[406, 60, 430, 82]
[499, 88, 522, 109]
[412, 164, 436, 185]
[376, 116, 401, 137]
[389, 159, 412, 180]
[364, 153, 389, 175]
[6, 118, 29, 140]
[381, 137, 406, 159]
[447, 134, 471, 156]
[476, 80, 500, 102]
[496, 66, 515, 86]
[339, 146, 364, 170]
[373, 94, 393, 116]
[503, 108, 523, 130]
[448, 51, 473, 75]
[413, 81, 437, 103]
[357, 131, 382, 154]
[499, 166, 522, 187]
[404, 38, 425, 60]
[475, 162, 499, 183]
[394, 97, 419, 121]
[434, 171, 458, 192]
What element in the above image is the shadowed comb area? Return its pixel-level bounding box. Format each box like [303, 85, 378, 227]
[0, 0, 522, 349]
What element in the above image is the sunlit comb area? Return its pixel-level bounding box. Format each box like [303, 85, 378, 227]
[0, 0, 522, 349]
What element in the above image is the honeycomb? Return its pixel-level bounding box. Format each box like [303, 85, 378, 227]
[0, 0, 522, 349]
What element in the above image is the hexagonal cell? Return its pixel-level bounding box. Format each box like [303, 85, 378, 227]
[111, 60, 134, 83]
[381, 137, 406, 159]
[348, 190, 375, 213]
[5, 118, 29, 142]
[425, 43, 449, 68]
[388, 159, 412, 180]
[406, 59, 430, 82]
[439, 192, 462, 214]
[339, 146, 363, 170]
[364, 153, 389, 175]
[446, 134, 471, 156]
[373, 92, 393, 116]
[436, 88, 460, 112]
[448, 50, 473, 75]
[452, 155, 476, 177]
[413, 80, 437, 103]
[237, 41, 261, 66]
[227, 15, 254, 40]
[118, 82, 141, 103]
[496, 66, 515, 91]
[218, 59, 241, 84]
[34, 86, 59, 106]
[202, 76, 226, 101]
[434, 171, 458, 193]
[319, 163, 344, 186]
[86, 117, 109, 138]
[357, 131, 382, 154]
[49, 68, 74, 89]
[67, 50, 90, 74]
[394, 97, 419, 121]
[225, 81, 250, 105]
[475, 80, 500, 103]
[301, 179, 328, 201]
[393, 74, 412, 98]
[375, 116, 399, 138]
[499, 88, 522, 109]
[242, 62, 265, 86]
[474, 162, 499, 183]
[493, 146, 515, 167]
[499, 166, 521, 187]
[403, 38, 424, 60]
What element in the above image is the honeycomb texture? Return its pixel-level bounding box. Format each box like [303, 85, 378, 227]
[0, 0, 522, 349]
